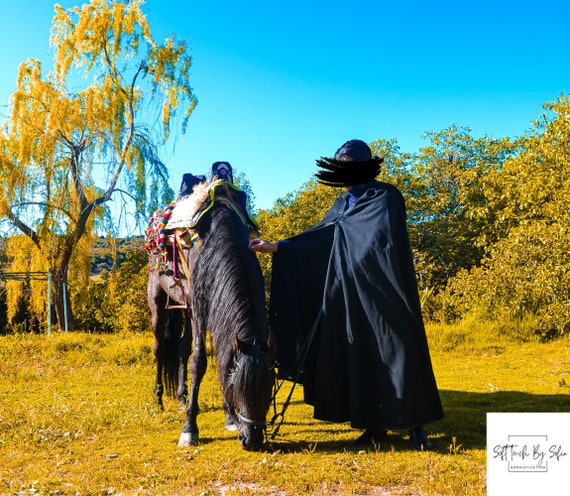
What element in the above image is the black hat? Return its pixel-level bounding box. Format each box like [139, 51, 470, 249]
[210, 161, 233, 183]
[315, 139, 383, 187]
[178, 172, 206, 197]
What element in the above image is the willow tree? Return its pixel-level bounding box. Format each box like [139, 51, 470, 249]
[0, 0, 197, 331]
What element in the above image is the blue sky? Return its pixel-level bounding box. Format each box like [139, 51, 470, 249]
[1, 0, 569, 212]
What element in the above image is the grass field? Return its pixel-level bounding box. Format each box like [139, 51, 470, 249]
[1, 327, 569, 495]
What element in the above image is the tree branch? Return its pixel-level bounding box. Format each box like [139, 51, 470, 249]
[11, 200, 75, 223]
[98, 60, 147, 205]
[4, 206, 40, 248]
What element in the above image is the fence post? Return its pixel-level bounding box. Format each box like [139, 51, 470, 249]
[47, 270, 51, 336]
[63, 281, 68, 333]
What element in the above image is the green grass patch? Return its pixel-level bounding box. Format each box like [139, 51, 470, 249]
[1, 327, 569, 495]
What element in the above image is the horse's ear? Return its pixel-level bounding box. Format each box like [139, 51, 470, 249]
[267, 331, 277, 355]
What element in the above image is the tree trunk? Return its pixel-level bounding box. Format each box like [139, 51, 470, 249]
[53, 267, 77, 331]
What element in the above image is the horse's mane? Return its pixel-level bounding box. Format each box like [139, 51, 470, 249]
[192, 204, 269, 392]
[148, 180, 273, 449]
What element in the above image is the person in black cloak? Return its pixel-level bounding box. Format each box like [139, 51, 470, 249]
[249, 139, 444, 450]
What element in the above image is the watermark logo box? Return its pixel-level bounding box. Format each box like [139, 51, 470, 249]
[487, 413, 570, 495]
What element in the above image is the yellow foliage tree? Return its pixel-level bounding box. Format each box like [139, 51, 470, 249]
[4, 236, 47, 330]
[0, 0, 197, 331]
[410, 125, 515, 291]
[442, 95, 570, 338]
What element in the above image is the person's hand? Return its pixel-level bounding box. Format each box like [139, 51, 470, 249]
[248, 238, 278, 253]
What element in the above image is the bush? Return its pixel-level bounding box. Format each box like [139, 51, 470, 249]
[438, 221, 570, 341]
[75, 275, 116, 333]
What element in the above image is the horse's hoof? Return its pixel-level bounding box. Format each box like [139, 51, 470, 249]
[224, 422, 239, 432]
[224, 412, 239, 431]
[178, 431, 199, 447]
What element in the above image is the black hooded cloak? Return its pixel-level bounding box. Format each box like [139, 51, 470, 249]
[270, 180, 444, 429]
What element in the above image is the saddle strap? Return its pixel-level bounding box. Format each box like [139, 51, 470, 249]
[175, 230, 192, 286]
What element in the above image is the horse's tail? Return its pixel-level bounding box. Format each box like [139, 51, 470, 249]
[163, 309, 184, 397]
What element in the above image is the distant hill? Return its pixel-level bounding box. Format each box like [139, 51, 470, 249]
[91, 236, 145, 275]
[0, 236, 144, 277]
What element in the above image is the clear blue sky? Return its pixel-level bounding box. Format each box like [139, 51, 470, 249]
[1, 0, 569, 212]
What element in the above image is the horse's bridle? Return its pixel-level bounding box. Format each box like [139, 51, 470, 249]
[236, 412, 267, 430]
[226, 410, 269, 447]
[227, 340, 276, 443]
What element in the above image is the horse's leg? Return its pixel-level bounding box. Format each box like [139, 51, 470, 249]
[178, 329, 207, 446]
[152, 307, 168, 409]
[176, 311, 192, 409]
[177, 248, 195, 411]
[148, 275, 168, 409]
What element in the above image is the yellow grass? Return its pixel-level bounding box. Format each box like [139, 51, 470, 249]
[1, 329, 569, 495]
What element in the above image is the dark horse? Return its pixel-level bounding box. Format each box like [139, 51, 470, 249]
[146, 182, 275, 451]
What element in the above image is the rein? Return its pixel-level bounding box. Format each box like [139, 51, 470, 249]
[224, 336, 276, 442]
[266, 308, 323, 441]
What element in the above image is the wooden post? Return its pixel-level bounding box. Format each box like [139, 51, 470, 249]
[47, 270, 51, 335]
[63, 281, 68, 333]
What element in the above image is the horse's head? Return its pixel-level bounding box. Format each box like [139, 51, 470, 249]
[229, 333, 276, 451]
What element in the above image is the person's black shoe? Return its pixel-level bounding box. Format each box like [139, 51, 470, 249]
[409, 426, 432, 451]
[354, 427, 387, 446]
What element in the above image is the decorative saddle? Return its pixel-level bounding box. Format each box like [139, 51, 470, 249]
[143, 179, 259, 270]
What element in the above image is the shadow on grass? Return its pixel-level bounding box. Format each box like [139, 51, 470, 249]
[437, 389, 570, 448]
[263, 389, 570, 454]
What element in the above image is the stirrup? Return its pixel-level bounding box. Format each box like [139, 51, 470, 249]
[165, 293, 187, 310]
